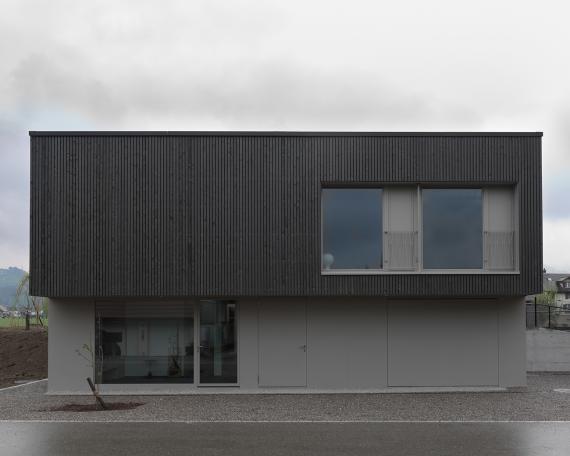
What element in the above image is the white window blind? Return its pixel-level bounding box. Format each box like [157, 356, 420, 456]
[383, 187, 417, 271]
[483, 187, 516, 270]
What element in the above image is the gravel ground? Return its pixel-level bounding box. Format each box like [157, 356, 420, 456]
[1, 373, 570, 422]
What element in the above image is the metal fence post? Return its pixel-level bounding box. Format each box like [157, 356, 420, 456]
[534, 297, 537, 328]
[548, 306, 551, 329]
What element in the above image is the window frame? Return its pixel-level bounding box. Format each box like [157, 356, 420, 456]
[94, 299, 240, 389]
[320, 184, 520, 275]
[320, 186, 384, 273]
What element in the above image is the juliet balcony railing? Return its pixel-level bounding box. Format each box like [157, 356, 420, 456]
[384, 231, 417, 271]
[484, 231, 515, 271]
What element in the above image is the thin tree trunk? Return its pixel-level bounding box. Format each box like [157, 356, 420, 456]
[86, 377, 108, 410]
[32, 298, 44, 326]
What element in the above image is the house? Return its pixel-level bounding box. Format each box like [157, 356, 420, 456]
[29, 131, 543, 394]
[543, 274, 570, 308]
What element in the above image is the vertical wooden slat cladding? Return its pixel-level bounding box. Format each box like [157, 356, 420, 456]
[29, 132, 542, 298]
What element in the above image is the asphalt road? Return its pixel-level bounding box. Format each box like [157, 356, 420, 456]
[1, 422, 570, 456]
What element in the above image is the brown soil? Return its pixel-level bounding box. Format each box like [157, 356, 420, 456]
[0, 327, 48, 389]
[42, 402, 144, 412]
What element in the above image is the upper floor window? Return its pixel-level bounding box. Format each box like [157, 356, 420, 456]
[422, 189, 483, 269]
[321, 188, 382, 270]
[321, 185, 517, 273]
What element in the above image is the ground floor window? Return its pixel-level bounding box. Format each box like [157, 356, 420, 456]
[95, 300, 237, 385]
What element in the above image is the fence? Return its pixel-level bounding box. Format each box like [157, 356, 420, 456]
[526, 301, 570, 330]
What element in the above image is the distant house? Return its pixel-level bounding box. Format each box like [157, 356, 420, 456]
[0, 304, 8, 316]
[544, 274, 570, 308]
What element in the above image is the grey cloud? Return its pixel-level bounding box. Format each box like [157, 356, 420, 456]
[9, 49, 484, 130]
[0, 129, 29, 268]
[11, 52, 127, 123]
[1, 0, 570, 269]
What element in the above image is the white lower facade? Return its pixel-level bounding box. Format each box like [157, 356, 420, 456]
[47, 297, 526, 394]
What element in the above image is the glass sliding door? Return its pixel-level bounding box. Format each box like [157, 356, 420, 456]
[199, 300, 237, 384]
[95, 302, 194, 384]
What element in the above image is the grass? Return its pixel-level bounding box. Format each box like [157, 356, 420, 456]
[0, 317, 48, 328]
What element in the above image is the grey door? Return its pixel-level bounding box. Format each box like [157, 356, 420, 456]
[258, 301, 307, 387]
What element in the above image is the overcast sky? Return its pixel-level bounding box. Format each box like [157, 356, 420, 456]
[1, 0, 569, 271]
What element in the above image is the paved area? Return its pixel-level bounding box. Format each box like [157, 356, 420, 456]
[1, 421, 570, 455]
[1, 374, 570, 422]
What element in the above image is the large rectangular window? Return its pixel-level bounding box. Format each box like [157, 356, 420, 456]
[95, 302, 194, 384]
[95, 301, 239, 385]
[322, 188, 383, 270]
[422, 189, 483, 269]
[322, 185, 516, 273]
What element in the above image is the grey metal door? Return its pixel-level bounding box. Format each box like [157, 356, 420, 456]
[258, 301, 307, 387]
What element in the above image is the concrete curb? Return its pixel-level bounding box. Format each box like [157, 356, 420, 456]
[0, 379, 47, 393]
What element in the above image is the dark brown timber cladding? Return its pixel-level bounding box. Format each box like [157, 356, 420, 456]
[29, 133, 542, 298]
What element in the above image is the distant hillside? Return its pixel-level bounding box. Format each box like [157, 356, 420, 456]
[0, 267, 27, 308]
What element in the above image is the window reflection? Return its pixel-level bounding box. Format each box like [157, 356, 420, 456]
[95, 303, 194, 384]
[422, 189, 483, 269]
[322, 188, 383, 270]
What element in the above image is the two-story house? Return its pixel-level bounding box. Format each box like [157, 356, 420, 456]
[29, 132, 543, 394]
[543, 274, 570, 308]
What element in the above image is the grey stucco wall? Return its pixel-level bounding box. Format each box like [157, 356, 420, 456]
[499, 299, 527, 385]
[47, 297, 526, 394]
[47, 299, 95, 394]
[386, 298, 525, 387]
[387, 301, 500, 386]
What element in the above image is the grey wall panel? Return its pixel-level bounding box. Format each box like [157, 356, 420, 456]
[307, 298, 387, 388]
[47, 299, 95, 394]
[238, 299, 259, 389]
[387, 300, 499, 387]
[258, 299, 307, 387]
[29, 133, 542, 298]
[498, 298, 527, 386]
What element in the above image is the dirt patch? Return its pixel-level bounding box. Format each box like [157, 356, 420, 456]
[42, 402, 144, 412]
[0, 327, 48, 389]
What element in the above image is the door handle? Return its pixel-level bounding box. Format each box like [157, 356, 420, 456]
[300, 345, 306, 352]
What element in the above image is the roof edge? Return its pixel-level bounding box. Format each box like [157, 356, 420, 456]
[29, 131, 544, 137]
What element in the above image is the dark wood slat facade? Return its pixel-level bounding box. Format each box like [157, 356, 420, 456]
[29, 133, 542, 298]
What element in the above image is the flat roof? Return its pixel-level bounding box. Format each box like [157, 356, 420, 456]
[29, 131, 543, 137]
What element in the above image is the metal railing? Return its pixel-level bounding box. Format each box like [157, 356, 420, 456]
[526, 301, 570, 330]
[484, 231, 515, 270]
[384, 231, 417, 270]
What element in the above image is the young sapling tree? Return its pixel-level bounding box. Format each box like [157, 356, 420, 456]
[75, 342, 108, 410]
